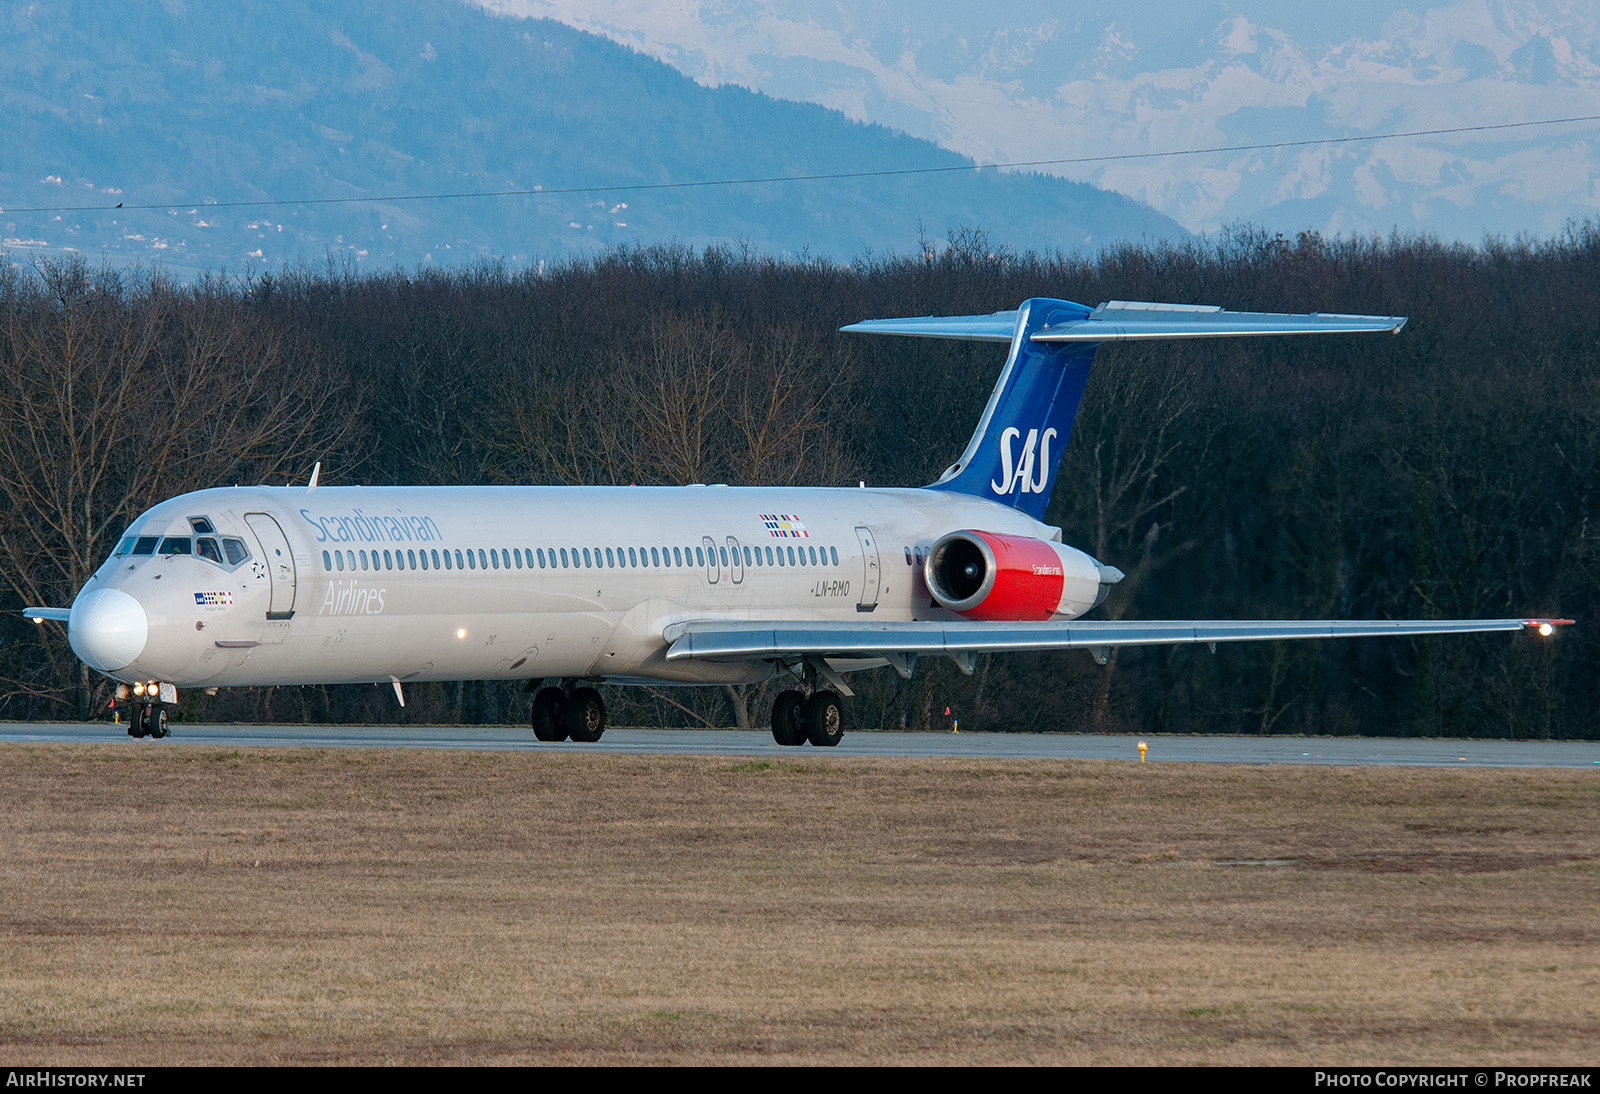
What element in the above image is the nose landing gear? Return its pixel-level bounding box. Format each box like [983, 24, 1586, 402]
[530, 682, 607, 743]
[119, 682, 172, 739]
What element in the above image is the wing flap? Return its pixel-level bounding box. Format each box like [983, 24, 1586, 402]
[664, 618, 1565, 662]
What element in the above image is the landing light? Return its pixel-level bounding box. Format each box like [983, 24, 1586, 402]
[456, 628, 467, 639]
[1538, 622, 1554, 637]
[30, 616, 42, 624]
[133, 681, 146, 696]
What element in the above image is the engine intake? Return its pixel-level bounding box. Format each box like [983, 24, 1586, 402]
[925, 530, 1107, 621]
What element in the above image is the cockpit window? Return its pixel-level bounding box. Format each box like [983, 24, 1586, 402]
[158, 537, 192, 556]
[189, 517, 216, 534]
[196, 537, 223, 563]
[115, 536, 136, 556]
[222, 538, 249, 565]
[132, 536, 159, 555]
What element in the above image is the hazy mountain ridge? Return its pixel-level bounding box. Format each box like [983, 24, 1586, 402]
[0, 0, 1184, 273]
[491, 0, 1600, 241]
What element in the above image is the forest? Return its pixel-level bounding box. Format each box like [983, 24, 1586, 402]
[2, 224, 1595, 738]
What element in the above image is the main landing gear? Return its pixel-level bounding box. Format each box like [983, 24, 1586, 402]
[530, 683, 606, 743]
[770, 688, 844, 747]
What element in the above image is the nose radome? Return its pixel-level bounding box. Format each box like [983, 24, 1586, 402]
[69, 588, 149, 672]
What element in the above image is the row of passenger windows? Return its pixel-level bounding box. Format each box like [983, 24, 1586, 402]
[321, 542, 841, 574]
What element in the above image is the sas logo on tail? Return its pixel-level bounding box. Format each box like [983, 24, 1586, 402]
[990, 427, 1057, 496]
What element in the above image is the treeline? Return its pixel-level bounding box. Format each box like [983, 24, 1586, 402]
[2, 225, 1596, 737]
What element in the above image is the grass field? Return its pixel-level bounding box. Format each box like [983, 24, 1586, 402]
[0, 744, 1595, 1065]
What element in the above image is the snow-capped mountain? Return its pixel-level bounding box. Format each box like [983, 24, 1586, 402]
[487, 0, 1600, 240]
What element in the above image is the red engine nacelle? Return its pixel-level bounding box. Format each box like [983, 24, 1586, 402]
[924, 530, 1107, 621]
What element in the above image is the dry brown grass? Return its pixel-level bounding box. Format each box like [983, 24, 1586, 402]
[0, 745, 1596, 1065]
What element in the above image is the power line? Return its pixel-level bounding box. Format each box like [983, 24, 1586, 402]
[5, 114, 1597, 215]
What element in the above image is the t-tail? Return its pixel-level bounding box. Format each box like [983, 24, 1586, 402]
[842, 297, 1408, 521]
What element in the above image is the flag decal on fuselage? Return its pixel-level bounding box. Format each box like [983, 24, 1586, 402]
[761, 513, 809, 538]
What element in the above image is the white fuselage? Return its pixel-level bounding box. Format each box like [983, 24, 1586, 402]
[70, 484, 1099, 689]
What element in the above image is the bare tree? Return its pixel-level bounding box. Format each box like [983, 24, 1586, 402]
[0, 257, 349, 715]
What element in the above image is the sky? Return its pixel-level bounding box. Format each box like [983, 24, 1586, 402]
[475, 0, 1600, 242]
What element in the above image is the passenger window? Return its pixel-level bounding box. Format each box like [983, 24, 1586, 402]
[323, 550, 333, 571]
[650, 547, 659, 566]
[694, 546, 704, 566]
[719, 546, 728, 566]
[335, 552, 345, 572]
[538, 548, 546, 568]
[787, 547, 797, 566]
[604, 548, 613, 567]
[478, 549, 488, 569]
[383, 550, 392, 569]
[159, 537, 192, 556]
[466, 550, 475, 570]
[421, 551, 430, 571]
[581, 548, 590, 567]
[743, 546, 752, 566]
[133, 536, 159, 555]
[407, 550, 417, 568]
[196, 538, 222, 564]
[223, 538, 249, 565]
[514, 549, 522, 568]
[776, 547, 785, 567]
[766, 546, 774, 566]
[809, 547, 818, 565]
[358, 550, 368, 570]
[830, 546, 838, 566]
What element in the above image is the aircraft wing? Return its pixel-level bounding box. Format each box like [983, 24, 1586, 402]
[840, 301, 1406, 345]
[664, 617, 1569, 662]
[22, 607, 71, 622]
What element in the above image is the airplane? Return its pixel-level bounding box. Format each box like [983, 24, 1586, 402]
[24, 296, 1570, 743]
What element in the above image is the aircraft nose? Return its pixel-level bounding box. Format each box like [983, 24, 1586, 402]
[69, 588, 149, 672]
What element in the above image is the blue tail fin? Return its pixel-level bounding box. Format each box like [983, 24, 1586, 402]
[841, 296, 1408, 522]
[924, 298, 1094, 520]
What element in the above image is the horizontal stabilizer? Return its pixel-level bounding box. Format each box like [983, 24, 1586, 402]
[840, 311, 1019, 342]
[664, 618, 1569, 662]
[1034, 301, 1406, 342]
[842, 301, 1405, 345]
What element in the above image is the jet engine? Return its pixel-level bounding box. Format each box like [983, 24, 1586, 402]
[923, 530, 1117, 621]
